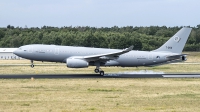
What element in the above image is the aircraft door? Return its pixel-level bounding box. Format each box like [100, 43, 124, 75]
[148, 54, 153, 60]
[54, 48, 59, 55]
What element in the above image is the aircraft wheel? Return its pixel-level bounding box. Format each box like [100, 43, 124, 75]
[30, 60, 34, 68]
[94, 69, 99, 73]
[31, 64, 34, 68]
[100, 71, 104, 76]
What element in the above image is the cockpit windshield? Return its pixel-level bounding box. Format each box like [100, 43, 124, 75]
[19, 47, 22, 50]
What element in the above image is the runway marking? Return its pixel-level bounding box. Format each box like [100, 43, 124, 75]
[171, 63, 200, 64]
[0, 74, 200, 79]
[104, 74, 121, 76]
[162, 75, 200, 78]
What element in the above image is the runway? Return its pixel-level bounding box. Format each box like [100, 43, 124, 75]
[0, 73, 200, 79]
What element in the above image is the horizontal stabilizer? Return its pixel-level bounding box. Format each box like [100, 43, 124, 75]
[147, 59, 184, 67]
[166, 54, 187, 60]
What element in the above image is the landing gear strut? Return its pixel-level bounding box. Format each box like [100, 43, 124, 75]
[31, 60, 34, 68]
[94, 66, 104, 76]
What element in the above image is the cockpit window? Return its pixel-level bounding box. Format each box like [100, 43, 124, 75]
[19, 47, 27, 51]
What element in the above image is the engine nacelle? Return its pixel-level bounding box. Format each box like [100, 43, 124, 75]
[182, 55, 187, 61]
[66, 58, 88, 68]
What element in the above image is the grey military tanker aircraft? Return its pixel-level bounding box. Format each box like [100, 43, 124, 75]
[14, 27, 192, 75]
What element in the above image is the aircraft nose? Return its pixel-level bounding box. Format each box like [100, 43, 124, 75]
[13, 48, 20, 56]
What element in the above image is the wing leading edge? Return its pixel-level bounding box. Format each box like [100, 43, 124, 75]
[84, 45, 133, 61]
[68, 46, 133, 62]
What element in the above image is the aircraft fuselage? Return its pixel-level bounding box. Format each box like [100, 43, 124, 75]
[15, 44, 177, 67]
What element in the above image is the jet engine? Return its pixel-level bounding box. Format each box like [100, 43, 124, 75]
[66, 58, 88, 68]
[181, 55, 187, 61]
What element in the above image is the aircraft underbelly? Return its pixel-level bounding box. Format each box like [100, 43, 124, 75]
[26, 53, 66, 62]
[117, 58, 145, 67]
[116, 56, 164, 67]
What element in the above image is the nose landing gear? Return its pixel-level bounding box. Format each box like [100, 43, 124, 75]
[31, 60, 34, 68]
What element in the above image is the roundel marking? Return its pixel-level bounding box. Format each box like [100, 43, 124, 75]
[174, 36, 180, 42]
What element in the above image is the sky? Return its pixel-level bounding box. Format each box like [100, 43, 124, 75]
[0, 0, 199, 28]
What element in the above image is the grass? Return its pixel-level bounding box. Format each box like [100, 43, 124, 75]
[0, 78, 200, 112]
[1, 64, 200, 74]
[1, 62, 200, 74]
[87, 88, 123, 92]
[184, 52, 200, 62]
[0, 52, 200, 111]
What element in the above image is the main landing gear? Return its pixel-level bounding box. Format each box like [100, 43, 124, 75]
[31, 60, 34, 68]
[94, 66, 104, 76]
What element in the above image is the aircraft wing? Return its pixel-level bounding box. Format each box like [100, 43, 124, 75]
[83, 45, 133, 61]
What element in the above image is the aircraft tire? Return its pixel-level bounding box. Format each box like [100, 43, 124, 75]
[94, 69, 99, 73]
[31, 64, 34, 68]
[100, 71, 104, 76]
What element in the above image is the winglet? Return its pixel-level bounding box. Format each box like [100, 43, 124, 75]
[124, 45, 133, 52]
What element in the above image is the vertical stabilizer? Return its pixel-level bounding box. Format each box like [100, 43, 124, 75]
[153, 27, 192, 54]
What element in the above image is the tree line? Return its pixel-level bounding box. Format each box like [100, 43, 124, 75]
[0, 25, 200, 51]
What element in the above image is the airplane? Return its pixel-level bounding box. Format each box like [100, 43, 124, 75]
[13, 27, 192, 75]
